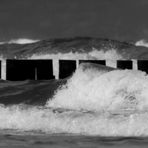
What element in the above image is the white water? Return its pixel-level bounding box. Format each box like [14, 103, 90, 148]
[135, 39, 148, 48]
[1, 64, 148, 136]
[47, 64, 148, 112]
[0, 38, 39, 45]
[30, 48, 123, 60]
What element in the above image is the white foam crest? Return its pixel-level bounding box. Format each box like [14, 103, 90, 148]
[47, 65, 148, 112]
[29, 48, 123, 60]
[1, 104, 148, 136]
[0, 38, 39, 45]
[2, 65, 148, 135]
[135, 39, 148, 47]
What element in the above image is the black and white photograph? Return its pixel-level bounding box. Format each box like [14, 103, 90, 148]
[0, 0, 148, 147]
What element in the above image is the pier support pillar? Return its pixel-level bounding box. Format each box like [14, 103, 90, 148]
[76, 59, 79, 69]
[132, 59, 138, 70]
[106, 60, 117, 68]
[1, 59, 6, 80]
[53, 59, 59, 79]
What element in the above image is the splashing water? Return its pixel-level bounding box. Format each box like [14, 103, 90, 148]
[135, 39, 148, 48]
[30, 48, 123, 60]
[1, 64, 148, 136]
[47, 64, 148, 113]
[0, 38, 39, 45]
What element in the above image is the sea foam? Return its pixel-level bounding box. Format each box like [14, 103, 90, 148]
[135, 39, 148, 48]
[47, 64, 148, 112]
[1, 64, 148, 136]
[29, 48, 123, 60]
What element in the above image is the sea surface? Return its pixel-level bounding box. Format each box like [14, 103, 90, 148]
[0, 133, 148, 148]
[1, 63, 148, 147]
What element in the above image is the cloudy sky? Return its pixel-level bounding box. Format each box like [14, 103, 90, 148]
[0, 0, 148, 42]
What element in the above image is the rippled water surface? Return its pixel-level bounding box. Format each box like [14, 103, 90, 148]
[0, 132, 148, 148]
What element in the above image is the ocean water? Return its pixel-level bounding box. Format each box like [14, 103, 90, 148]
[1, 61, 148, 147]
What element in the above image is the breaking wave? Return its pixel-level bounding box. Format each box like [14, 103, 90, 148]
[30, 48, 123, 60]
[1, 64, 148, 136]
[47, 64, 148, 112]
[135, 39, 148, 47]
[0, 38, 39, 45]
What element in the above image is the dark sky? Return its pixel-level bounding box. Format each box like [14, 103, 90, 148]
[0, 0, 148, 41]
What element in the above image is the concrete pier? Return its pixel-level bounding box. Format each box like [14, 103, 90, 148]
[0, 59, 145, 80]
